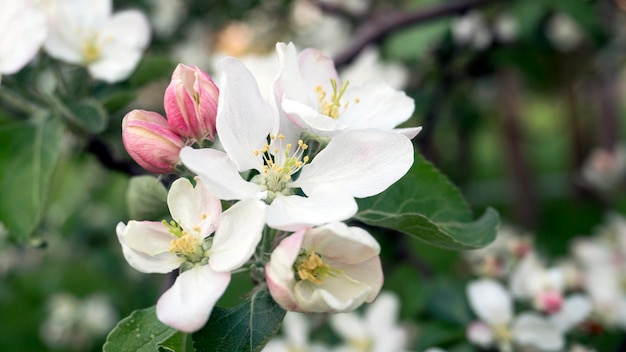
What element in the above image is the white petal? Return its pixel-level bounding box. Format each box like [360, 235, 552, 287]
[180, 147, 265, 201]
[209, 199, 267, 271]
[299, 275, 372, 312]
[393, 126, 422, 139]
[274, 42, 313, 110]
[330, 256, 383, 303]
[365, 292, 401, 332]
[167, 177, 221, 239]
[512, 313, 564, 351]
[281, 98, 347, 134]
[88, 47, 142, 83]
[292, 130, 413, 198]
[304, 223, 380, 264]
[296, 47, 339, 95]
[282, 312, 310, 347]
[467, 279, 512, 326]
[99, 10, 150, 50]
[339, 81, 414, 131]
[116, 221, 182, 273]
[329, 312, 367, 340]
[215, 57, 274, 171]
[0, 5, 46, 74]
[156, 265, 230, 332]
[549, 294, 592, 332]
[266, 191, 357, 231]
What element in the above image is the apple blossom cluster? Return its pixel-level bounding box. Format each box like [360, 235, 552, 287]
[117, 42, 419, 332]
[462, 215, 626, 352]
[0, 0, 150, 83]
[263, 291, 410, 352]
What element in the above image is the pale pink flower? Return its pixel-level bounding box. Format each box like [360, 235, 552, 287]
[265, 222, 383, 313]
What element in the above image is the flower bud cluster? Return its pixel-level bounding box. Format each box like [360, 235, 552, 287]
[122, 64, 219, 174]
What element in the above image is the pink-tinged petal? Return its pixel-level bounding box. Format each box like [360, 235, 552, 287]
[156, 265, 230, 332]
[122, 110, 184, 174]
[266, 191, 357, 231]
[549, 294, 592, 332]
[512, 313, 564, 351]
[100, 10, 151, 50]
[165, 64, 219, 141]
[297, 48, 339, 94]
[467, 279, 513, 326]
[281, 98, 347, 134]
[292, 130, 414, 198]
[338, 81, 414, 131]
[303, 223, 380, 264]
[89, 46, 143, 83]
[466, 321, 495, 348]
[167, 177, 222, 239]
[394, 126, 422, 139]
[116, 222, 182, 273]
[215, 57, 274, 172]
[209, 199, 267, 272]
[179, 147, 265, 201]
[266, 230, 306, 311]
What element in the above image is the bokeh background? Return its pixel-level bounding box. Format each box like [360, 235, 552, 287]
[1, 0, 626, 350]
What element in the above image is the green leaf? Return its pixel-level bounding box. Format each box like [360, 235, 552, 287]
[192, 288, 286, 352]
[127, 175, 169, 220]
[66, 99, 108, 134]
[356, 153, 499, 250]
[0, 115, 63, 242]
[130, 55, 176, 87]
[158, 332, 193, 352]
[103, 306, 179, 352]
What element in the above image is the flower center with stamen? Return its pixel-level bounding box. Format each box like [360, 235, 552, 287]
[294, 250, 342, 285]
[252, 133, 310, 201]
[81, 29, 101, 64]
[163, 220, 208, 264]
[315, 78, 359, 119]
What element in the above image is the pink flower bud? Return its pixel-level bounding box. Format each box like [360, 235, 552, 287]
[164, 64, 219, 142]
[122, 109, 185, 174]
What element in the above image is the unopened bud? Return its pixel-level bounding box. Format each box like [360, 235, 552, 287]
[164, 64, 219, 142]
[122, 109, 184, 174]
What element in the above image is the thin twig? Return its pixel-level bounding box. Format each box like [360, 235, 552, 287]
[333, 0, 503, 66]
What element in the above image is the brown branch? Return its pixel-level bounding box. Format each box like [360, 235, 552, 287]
[333, 0, 504, 66]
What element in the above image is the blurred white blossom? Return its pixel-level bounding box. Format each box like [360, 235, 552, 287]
[43, 0, 151, 82]
[0, 0, 47, 78]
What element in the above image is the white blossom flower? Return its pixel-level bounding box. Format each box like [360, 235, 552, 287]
[43, 0, 150, 83]
[466, 278, 564, 352]
[262, 312, 328, 352]
[180, 56, 414, 231]
[330, 292, 408, 352]
[0, 0, 47, 78]
[274, 42, 420, 139]
[581, 145, 626, 192]
[116, 177, 266, 332]
[508, 252, 566, 313]
[265, 222, 383, 313]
